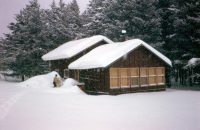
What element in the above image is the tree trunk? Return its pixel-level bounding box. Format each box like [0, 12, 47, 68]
[21, 75, 25, 81]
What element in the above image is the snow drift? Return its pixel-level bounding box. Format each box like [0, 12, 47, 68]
[0, 80, 200, 130]
[18, 72, 84, 94]
[18, 71, 60, 88]
[46, 78, 85, 94]
[62, 78, 84, 94]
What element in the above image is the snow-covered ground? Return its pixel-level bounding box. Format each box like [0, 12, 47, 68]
[0, 73, 200, 130]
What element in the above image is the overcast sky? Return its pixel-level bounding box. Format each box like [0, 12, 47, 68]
[0, 0, 90, 38]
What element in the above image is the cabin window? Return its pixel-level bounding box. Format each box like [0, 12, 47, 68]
[109, 67, 165, 89]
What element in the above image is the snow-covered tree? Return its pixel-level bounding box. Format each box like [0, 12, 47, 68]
[45, 0, 70, 45]
[2, 0, 82, 78]
[46, 0, 82, 45]
[184, 0, 200, 57]
[158, 0, 180, 60]
[0, 38, 5, 70]
[83, 0, 162, 45]
[109, 0, 161, 44]
[5, 0, 48, 77]
[167, 0, 200, 60]
[82, 0, 111, 37]
[67, 0, 82, 38]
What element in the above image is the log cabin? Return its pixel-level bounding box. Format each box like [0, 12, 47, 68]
[68, 39, 172, 94]
[42, 35, 114, 78]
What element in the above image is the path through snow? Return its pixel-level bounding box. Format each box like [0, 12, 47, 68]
[0, 80, 29, 121]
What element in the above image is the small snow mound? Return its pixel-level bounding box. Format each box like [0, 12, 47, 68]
[63, 78, 79, 86]
[45, 78, 85, 95]
[18, 71, 60, 88]
[61, 78, 85, 94]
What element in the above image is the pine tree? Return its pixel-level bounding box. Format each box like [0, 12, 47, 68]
[158, 0, 180, 60]
[2, 0, 82, 78]
[0, 38, 5, 70]
[47, 0, 70, 45]
[69, 0, 80, 14]
[107, 0, 161, 44]
[46, 0, 82, 44]
[171, 0, 200, 59]
[5, 0, 48, 77]
[84, 0, 162, 45]
[184, 0, 200, 57]
[82, 0, 111, 37]
[67, 0, 82, 38]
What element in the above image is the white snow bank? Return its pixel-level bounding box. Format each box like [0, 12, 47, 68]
[18, 71, 60, 88]
[42, 35, 114, 61]
[45, 78, 85, 94]
[69, 39, 172, 69]
[18, 72, 85, 94]
[62, 78, 84, 94]
[0, 83, 200, 130]
[62, 78, 79, 86]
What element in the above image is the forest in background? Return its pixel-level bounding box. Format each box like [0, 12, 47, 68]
[0, 0, 199, 80]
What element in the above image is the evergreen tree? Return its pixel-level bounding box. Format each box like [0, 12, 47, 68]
[5, 0, 48, 77]
[67, 0, 82, 38]
[82, 0, 111, 37]
[0, 38, 5, 70]
[46, 0, 82, 45]
[172, 1, 192, 59]
[69, 0, 80, 15]
[184, 0, 200, 57]
[84, 0, 162, 45]
[2, 0, 82, 78]
[170, 0, 200, 60]
[158, 0, 179, 60]
[46, 0, 70, 45]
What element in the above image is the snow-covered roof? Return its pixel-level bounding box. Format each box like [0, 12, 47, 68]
[42, 35, 114, 61]
[68, 39, 172, 70]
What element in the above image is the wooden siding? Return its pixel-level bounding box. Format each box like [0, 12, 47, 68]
[77, 68, 110, 93]
[105, 45, 168, 94]
[109, 85, 166, 95]
[111, 45, 167, 68]
[109, 67, 165, 89]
